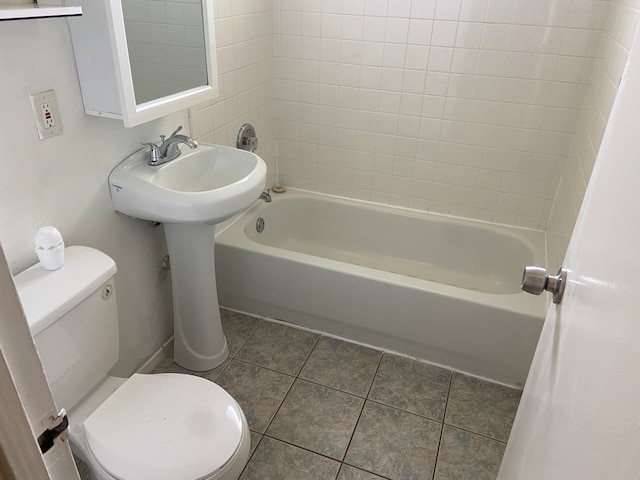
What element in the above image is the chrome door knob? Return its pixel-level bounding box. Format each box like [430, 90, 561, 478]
[521, 266, 568, 304]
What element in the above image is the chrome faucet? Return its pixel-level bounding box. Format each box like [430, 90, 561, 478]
[259, 190, 272, 203]
[141, 126, 198, 166]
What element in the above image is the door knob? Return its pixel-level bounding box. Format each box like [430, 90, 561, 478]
[521, 266, 568, 304]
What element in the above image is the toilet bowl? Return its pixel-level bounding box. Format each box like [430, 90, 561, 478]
[14, 246, 250, 480]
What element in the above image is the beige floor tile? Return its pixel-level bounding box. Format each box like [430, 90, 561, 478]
[345, 401, 442, 480]
[236, 321, 319, 375]
[240, 436, 340, 480]
[300, 336, 382, 397]
[215, 360, 294, 433]
[267, 379, 364, 460]
[369, 353, 452, 421]
[434, 425, 506, 480]
[445, 373, 521, 442]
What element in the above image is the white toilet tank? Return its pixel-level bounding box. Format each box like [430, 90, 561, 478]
[13, 246, 119, 413]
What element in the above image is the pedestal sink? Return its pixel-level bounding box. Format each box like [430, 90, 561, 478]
[109, 144, 266, 371]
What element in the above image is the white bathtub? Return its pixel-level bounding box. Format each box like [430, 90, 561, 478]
[215, 190, 547, 386]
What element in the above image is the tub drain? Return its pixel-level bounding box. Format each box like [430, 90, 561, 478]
[256, 217, 265, 233]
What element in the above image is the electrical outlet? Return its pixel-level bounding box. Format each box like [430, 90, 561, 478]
[30, 90, 63, 140]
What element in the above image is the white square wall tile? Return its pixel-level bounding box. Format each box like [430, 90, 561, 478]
[363, 16, 386, 42]
[341, 40, 363, 64]
[382, 43, 407, 68]
[376, 91, 400, 113]
[435, 0, 461, 20]
[451, 49, 479, 74]
[422, 95, 446, 118]
[496, 192, 521, 214]
[405, 45, 430, 70]
[456, 22, 484, 48]
[459, 0, 488, 22]
[385, 17, 410, 43]
[481, 24, 510, 50]
[343, 0, 366, 15]
[365, 0, 388, 17]
[508, 25, 536, 53]
[432, 20, 458, 47]
[381, 67, 405, 90]
[410, 0, 437, 19]
[361, 42, 385, 65]
[486, 0, 515, 23]
[321, 13, 342, 38]
[342, 15, 364, 40]
[428, 47, 454, 71]
[553, 56, 585, 83]
[512, 0, 541, 26]
[502, 52, 531, 79]
[402, 69, 427, 93]
[528, 54, 557, 82]
[360, 65, 382, 88]
[533, 27, 563, 54]
[477, 50, 505, 76]
[399, 94, 423, 116]
[559, 29, 594, 57]
[538, 0, 571, 27]
[408, 19, 434, 45]
[423, 72, 449, 97]
[387, 0, 411, 17]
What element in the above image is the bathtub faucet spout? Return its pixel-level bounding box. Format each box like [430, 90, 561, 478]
[259, 190, 272, 203]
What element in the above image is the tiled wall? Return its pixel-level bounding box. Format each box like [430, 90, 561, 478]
[189, 0, 277, 189]
[190, 0, 640, 248]
[547, 0, 640, 268]
[123, 0, 209, 103]
[273, 0, 609, 229]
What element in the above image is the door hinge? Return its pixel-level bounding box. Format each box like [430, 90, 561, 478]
[37, 409, 69, 454]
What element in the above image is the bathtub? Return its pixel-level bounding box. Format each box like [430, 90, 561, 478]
[215, 190, 547, 386]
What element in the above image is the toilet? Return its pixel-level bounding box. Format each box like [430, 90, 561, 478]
[14, 246, 250, 480]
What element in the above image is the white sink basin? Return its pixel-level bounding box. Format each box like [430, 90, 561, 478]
[109, 143, 267, 224]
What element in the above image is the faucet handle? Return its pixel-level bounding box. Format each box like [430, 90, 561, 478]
[168, 125, 183, 138]
[141, 142, 161, 165]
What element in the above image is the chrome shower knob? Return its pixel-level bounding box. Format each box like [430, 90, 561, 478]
[521, 266, 568, 304]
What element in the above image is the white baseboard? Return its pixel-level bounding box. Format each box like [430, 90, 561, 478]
[136, 337, 174, 374]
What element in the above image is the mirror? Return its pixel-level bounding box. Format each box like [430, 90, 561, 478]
[120, 0, 208, 105]
[67, 0, 219, 127]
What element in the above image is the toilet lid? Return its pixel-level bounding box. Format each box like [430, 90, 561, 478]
[84, 373, 244, 480]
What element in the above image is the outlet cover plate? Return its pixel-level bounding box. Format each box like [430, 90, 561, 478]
[30, 90, 63, 140]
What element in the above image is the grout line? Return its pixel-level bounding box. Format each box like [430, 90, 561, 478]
[441, 421, 510, 445]
[431, 371, 454, 480]
[339, 351, 385, 471]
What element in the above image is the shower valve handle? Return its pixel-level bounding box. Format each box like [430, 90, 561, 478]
[521, 266, 568, 304]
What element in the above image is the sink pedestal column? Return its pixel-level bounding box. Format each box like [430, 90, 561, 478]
[163, 223, 228, 371]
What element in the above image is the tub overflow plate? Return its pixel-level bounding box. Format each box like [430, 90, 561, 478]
[256, 217, 265, 233]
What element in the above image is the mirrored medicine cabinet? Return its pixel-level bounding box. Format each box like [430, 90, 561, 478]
[66, 0, 218, 127]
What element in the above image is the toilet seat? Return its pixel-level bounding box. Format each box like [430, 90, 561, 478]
[83, 373, 244, 480]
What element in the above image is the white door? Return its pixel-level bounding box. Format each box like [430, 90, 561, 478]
[498, 21, 640, 480]
[0, 243, 80, 479]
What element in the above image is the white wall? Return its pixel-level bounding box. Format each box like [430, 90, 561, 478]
[0, 2, 274, 377]
[0, 17, 184, 376]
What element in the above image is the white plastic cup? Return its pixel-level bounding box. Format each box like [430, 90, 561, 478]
[35, 226, 65, 271]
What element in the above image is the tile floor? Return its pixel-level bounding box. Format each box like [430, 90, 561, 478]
[76, 309, 522, 480]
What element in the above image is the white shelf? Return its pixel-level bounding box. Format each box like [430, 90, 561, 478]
[0, 5, 82, 20]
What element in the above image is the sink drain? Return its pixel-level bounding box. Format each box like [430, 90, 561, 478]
[256, 217, 265, 233]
